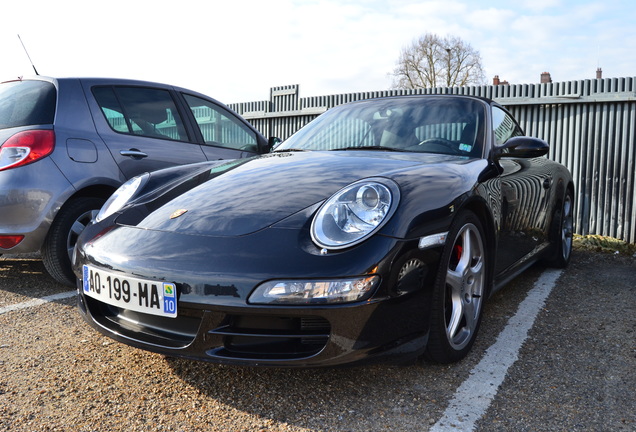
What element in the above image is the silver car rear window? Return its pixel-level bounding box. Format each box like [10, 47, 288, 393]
[0, 80, 56, 129]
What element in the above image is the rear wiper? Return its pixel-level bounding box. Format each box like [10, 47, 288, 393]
[332, 146, 407, 152]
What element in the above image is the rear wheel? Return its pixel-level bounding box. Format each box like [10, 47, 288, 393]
[543, 190, 574, 268]
[425, 211, 488, 363]
[42, 197, 105, 286]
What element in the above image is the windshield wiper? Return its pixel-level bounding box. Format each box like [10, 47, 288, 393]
[273, 148, 307, 153]
[332, 146, 407, 152]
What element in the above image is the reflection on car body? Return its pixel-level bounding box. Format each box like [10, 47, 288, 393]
[74, 95, 574, 367]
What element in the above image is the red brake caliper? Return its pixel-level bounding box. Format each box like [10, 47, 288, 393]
[453, 245, 463, 269]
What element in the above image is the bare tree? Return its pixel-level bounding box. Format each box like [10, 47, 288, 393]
[391, 33, 486, 89]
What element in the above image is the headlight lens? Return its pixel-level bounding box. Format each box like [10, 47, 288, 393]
[249, 275, 380, 305]
[96, 173, 149, 222]
[311, 179, 400, 249]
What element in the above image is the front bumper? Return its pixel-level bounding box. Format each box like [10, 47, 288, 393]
[75, 224, 442, 366]
[78, 286, 431, 367]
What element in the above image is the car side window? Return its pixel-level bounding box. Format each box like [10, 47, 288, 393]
[492, 106, 523, 146]
[182, 94, 258, 153]
[92, 86, 189, 141]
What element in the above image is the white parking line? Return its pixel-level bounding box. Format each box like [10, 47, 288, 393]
[431, 269, 563, 432]
[0, 290, 76, 315]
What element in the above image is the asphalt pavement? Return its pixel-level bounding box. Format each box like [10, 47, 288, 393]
[0, 248, 634, 431]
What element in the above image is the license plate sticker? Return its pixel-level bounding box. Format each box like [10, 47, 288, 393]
[83, 265, 177, 318]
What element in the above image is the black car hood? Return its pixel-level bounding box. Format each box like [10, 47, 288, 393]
[129, 151, 469, 236]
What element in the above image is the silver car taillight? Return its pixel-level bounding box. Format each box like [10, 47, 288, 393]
[0, 130, 55, 171]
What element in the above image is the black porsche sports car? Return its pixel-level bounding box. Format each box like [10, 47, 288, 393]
[74, 95, 574, 366]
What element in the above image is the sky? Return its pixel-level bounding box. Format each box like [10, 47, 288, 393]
[1, 0, 634, 104]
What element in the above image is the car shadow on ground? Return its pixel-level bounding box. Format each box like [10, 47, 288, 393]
[163, 355, 459, 429]
[0, 255, 70, 300]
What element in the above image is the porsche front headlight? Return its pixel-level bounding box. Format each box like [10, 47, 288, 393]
[96, 173, 149, 222]
[311, 179, 400, 249]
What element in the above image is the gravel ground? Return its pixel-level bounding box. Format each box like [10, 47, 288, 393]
[478, 250, 636, 431]
[0, 249, 634, 431]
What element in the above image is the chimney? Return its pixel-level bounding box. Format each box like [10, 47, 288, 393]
[493, 75, 500, 86]
[596, 67, 603, 79]
[540, 72, 552, 83]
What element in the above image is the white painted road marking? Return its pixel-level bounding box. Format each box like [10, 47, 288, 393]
[0, 290, 76, 315]
[431, 269, 563, 432]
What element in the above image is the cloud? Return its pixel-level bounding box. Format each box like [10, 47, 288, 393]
[1, 0, 634, 103]
[519, 0, 564, 13]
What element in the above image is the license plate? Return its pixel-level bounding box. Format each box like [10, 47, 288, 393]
[82, 265, 177, 318]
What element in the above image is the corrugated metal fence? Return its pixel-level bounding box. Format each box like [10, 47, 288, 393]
[229, 78, 636, 243]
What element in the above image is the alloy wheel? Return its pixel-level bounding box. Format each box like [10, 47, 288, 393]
[444, 222, 486, 350]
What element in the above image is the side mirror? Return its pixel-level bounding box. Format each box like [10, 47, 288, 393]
[493, 136, 549, 159]
[267, 137, 282, 152]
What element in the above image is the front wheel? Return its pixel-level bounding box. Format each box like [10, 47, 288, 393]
[42, 197, 105, 286]
[425, 211, 488, 363]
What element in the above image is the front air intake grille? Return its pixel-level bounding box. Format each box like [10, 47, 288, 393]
[207, 315, 330, 360]
[86, 297, 202, 348]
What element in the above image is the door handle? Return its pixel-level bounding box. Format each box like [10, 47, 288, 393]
[120, 149, 148, 159]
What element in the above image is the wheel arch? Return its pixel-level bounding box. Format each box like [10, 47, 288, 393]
[42, 185, 117, 286]
[44, 183, 117, 251]
[456, 197, 497, 295]
[53, 184, 117, 222]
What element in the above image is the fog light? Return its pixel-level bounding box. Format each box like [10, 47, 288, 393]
[0, 235, 25, 249]
[249, 275, 380, 305]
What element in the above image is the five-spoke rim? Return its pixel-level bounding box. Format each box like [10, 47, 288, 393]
[444, 223, 486, 350]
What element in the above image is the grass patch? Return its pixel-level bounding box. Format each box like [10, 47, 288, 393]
[573, 234, 636, 256]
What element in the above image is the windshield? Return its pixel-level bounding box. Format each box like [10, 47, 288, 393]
[276, 96, 486, 157]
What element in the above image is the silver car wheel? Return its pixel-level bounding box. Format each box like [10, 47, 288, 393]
[66, 209, 100, 260]
[42, 197, 105, 286]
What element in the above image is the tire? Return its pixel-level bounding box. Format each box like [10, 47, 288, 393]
[543, 190, 574, 268]
[42, 197, 105, 286]
[425, 211, 488, 363]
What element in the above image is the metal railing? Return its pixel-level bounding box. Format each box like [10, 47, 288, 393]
[229, 78, 636, 243]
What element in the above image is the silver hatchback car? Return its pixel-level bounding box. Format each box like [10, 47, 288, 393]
[0, 76, 273, 285]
